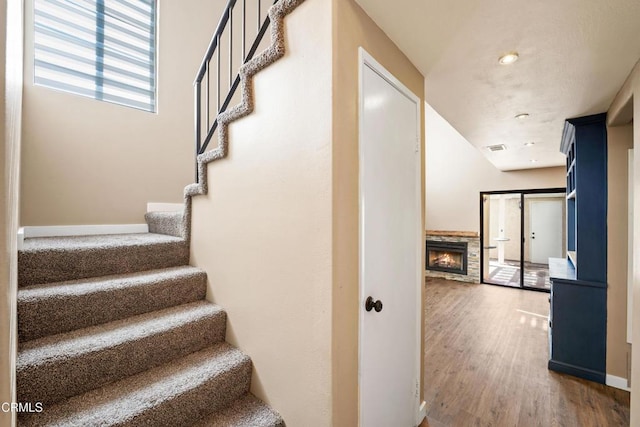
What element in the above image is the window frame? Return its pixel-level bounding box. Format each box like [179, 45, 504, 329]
[33, 0, 158, 113]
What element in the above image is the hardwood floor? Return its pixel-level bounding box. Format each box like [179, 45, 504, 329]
[422, 278, 629, 427]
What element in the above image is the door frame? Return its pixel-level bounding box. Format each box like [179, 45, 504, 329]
[479, 187, 566, 293]
[358, 47, 424, 425]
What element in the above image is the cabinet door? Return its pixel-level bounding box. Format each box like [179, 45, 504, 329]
[549, 280, 606, 383]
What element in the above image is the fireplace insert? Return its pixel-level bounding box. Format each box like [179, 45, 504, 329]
[426, 240, 468, 275]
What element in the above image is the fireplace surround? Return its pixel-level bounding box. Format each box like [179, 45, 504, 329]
[424, 231, 481, 283]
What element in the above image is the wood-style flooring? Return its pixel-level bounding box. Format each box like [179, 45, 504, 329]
[422, 278, 629, 427]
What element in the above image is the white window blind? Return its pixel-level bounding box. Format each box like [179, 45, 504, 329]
[34, 0, 157, 112]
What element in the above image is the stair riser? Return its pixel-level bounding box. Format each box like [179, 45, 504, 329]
[18, 272, 207, 342]
[193, 393, 285, 427]
[109, 360, 251, 427]
[16, 354, 252, 427]
[18, 241, 189, 287]
[17, 311, 226, 405]
[145, 212, 184, 238]
[14, 0, 304, 421]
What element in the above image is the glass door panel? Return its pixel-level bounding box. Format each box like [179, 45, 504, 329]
[482, 193, 522, 287]
[523, 193, 566, 291]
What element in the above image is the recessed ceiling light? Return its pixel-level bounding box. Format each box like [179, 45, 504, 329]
[524, 142, 535, 147]
[530, 159, 538, 163]
[515, 113, 529, 120]
[499, 52, 519, 65]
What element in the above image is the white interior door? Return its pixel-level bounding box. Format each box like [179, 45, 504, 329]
[359, 49, 422, 427]
[530, 200, 563, 264]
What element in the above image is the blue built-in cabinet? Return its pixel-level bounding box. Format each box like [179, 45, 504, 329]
[548, 113, 607, 384]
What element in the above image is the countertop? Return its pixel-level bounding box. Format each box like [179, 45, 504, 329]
[548, 257, 577, 281]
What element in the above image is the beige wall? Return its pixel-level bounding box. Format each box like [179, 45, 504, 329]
[425, 102, 566, 233]
[607, 124, 633, 380]
[486, 196, 520, 261]
[2, 0, 22, 424]
[634, 88, 640, 425]
[20, 0, 225, 226]
[0, 0, 9, 423]
[332, 0, 425, 425]
[504, 197, 520, 261]
[611, 58, 640, 423]
[190, 0, 334, 425]
[189, 0, 426, 424]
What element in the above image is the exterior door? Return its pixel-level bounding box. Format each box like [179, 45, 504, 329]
[359, 49, 422, 427]
[530, 200, 563, 264]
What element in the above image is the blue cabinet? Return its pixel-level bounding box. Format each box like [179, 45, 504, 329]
[548, 113, 607, 384]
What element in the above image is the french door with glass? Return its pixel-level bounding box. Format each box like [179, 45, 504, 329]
[480, 189, 566, 292]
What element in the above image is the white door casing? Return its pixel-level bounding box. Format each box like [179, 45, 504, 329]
[529, 200, 563, 264]
[358, 48, 423, 427]
[628, 149, 634, 344]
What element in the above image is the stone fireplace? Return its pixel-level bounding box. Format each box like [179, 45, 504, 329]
[425, 230, 480, 283]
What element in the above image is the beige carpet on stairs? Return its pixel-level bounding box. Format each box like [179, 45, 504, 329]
[16, 216, 283, 426]
[16, 0, 311, 424]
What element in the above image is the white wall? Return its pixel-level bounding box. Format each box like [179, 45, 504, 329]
[425, 102, 566, 232]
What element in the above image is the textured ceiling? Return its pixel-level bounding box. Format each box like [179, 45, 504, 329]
[355, 0, 640, 170]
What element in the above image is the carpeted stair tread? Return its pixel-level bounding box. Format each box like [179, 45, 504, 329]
[21, 232, 183, 251]
[19, 233, 189, 286]
[145, 211, 184, 238]
[18, 301, 226, 405]
[193, 393, 285, 427]
[18, 266, 208, 342]
[18, 343, 252, 427]
[14, 0, 307, 422]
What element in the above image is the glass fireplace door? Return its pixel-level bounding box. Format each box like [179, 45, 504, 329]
[425, 241, 468, 275]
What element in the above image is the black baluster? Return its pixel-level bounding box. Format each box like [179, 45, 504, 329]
[205, 61, 210, 131]
[242, 0, 246, 61]
[229, 6, 233, 89]
[216, 33, 221, 113]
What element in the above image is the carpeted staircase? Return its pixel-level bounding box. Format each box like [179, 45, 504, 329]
[16, 0, 309, 424]
[16, 212, 284, 426]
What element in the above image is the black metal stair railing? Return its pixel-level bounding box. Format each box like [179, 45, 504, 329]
[194, 0, 278, 177]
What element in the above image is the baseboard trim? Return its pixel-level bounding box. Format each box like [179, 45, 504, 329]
[146, 202, 183, 212]
[416, 400, 427, 426]
[606, 374, 630, 392]
[17, 227, 24, 251]
[18, 224, 149, 249]
[548, 359, 606, 384]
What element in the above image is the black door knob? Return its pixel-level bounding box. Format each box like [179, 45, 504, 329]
[365, 296, 383, 312]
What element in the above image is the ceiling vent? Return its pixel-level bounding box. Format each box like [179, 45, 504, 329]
[485, 144, 507, 152]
